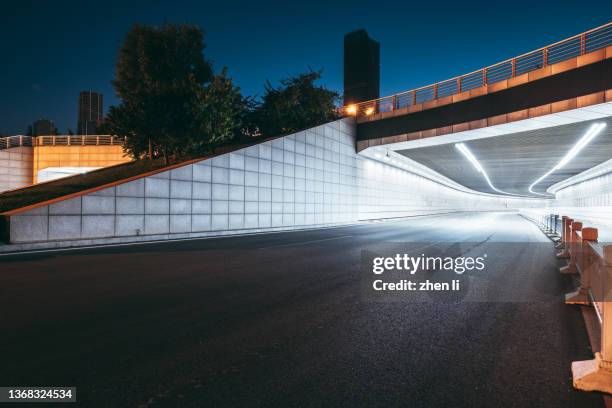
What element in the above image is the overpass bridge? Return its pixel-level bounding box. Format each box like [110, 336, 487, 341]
[0, 135, 130, 192]
[344, 23, 612, 198]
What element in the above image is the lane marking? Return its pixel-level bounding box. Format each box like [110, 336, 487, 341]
[257, 235, 352, 250]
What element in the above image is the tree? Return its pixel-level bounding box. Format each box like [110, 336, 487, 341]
[253, 70, 339, 138]
[105, 24, 213, 163]
[191, 68, 254, 153]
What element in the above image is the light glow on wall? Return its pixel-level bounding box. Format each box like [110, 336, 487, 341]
[37, 167, 101, 183]
[528, 122, 607, 195]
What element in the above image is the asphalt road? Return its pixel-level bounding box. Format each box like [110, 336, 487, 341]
[0, 212, 603, 407]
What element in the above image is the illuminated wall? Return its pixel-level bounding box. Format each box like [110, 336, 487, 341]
[0, 147, 33, 192]
[546, 159, 612, 237]
[33, 145, 130, 183]
[6, 118, 543, 244]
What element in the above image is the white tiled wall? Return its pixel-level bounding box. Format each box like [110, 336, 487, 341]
[7, 119, 533, 244]
[554, 172, 612, 208]
[0, 146, 33, 192]
[544, 168, 612, 237]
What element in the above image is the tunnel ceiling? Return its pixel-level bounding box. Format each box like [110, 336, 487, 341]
[396, 117, 612, 197]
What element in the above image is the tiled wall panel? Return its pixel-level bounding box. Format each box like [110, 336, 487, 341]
[0, 146, 33, 192]
[8, 119, 536, 243]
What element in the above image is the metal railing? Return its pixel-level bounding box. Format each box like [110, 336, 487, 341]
[0, 135, 125, 150]
[522, 210, 612, 394]
[0, 136, 33, 150]
[343, 22, 612, 118]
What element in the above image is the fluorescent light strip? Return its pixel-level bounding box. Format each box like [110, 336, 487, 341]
[528, 122, 607, 196]
[455, 143, 517, 196]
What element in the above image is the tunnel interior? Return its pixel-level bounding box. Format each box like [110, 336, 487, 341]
[395, 116, 612, 197]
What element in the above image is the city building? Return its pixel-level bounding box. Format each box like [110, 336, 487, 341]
[77, 91, 103, 135]
[32, 118, 57, 136]
[343, 29, 380, 106]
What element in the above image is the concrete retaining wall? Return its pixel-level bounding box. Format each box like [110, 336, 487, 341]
[0, 146, 33, 192]
[3, 119, 537, 245]
[547, 162, 612, 239]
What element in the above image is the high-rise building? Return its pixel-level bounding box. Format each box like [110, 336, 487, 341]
[343, 29, 380, 105]
[77, 91, 103, 135]
[32, 119, 57, 136]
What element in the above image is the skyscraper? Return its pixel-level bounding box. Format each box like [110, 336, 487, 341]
[77, 91, 103, 135]
[343, 29, 380, 105]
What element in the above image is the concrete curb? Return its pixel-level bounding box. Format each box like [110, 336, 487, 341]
[0, 210, 488, 255]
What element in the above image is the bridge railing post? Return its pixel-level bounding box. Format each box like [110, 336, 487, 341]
[550, 214, 555, 233]
[566, 227, 597, 305]
[557, 217, 572, 255]
[549, 214, 554, 234]
[601, 246, 612, 372]
[571, 244, 612, 394]
[561, 221, 582, 273]
[556, 216, 568, 249]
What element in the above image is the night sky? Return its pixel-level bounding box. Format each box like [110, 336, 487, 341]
[1, 0, 610, 135]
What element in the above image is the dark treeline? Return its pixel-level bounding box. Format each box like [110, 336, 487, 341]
[102, 24, 339, 164]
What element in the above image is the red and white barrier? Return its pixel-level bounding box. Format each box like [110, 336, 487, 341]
[530, 212, 612, 394]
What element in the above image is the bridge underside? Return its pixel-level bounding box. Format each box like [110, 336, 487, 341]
[356, 50, 612, 152]
[361, 102, 612, 197]
[397, 115, 612, 196]
[355, 47, 612, 198]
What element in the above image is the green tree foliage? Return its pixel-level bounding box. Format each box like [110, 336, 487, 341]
[105, 24, 213, 163]
[106, 24, 340, 162]
[253, 70, 339, 138]
[192, 68, 253, 153]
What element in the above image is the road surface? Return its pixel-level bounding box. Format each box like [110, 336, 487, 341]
[0, 212, 602, 407]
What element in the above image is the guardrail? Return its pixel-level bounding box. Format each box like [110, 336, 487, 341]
[0, 135, 125, 151]
[343, 22, 612, 118]
[0, 136, 33, 150]
[523, 210, 612, 394]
